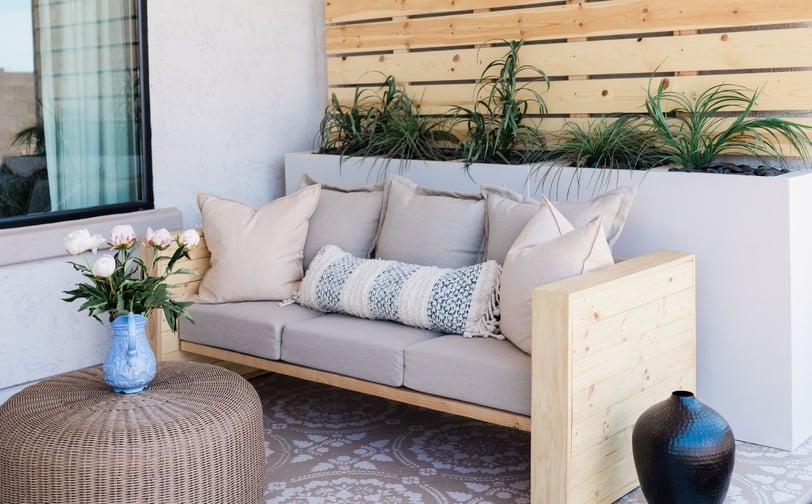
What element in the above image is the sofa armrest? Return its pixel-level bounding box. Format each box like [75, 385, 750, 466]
[141, 229, 208, 358]
[531, 250, 696, 504]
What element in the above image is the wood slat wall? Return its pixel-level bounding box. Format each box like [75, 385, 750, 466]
[325, 0, 812, 138]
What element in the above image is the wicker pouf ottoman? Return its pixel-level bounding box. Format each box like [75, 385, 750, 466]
[0, 361, 266, 504]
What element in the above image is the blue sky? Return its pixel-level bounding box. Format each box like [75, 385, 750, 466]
[0, 0, 34, 72]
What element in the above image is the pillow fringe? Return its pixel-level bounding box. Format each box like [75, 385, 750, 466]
[464, 261, 503, 339]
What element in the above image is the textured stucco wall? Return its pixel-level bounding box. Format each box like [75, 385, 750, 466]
[148, 0, 326, 227]
[0, 0, 326, 403]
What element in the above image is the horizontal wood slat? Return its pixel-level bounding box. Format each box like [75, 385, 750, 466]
[329, 70, 812, 116]
[326, 0, 556, 24]
[329, 27, 812, 83]
[571, 370, 696, 453]
[326, 0, 812, 55]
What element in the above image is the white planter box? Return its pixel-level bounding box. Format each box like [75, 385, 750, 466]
[285, 152, 812, 450]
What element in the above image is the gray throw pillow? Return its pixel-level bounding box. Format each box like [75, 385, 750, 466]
[481, 184, 636, 264]
[373, 175, 486, 268]
[298, 174, 385, 269]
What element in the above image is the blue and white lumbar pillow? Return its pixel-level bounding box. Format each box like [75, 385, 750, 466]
[295, 245, 501, 338]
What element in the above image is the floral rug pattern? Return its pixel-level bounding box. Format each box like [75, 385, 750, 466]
[252, 373, 812, 503]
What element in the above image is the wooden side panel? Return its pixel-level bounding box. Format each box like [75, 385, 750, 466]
[142, 229, 209, 363]
[532, 250, 696, 503]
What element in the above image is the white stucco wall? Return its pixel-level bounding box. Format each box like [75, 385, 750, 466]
[148, 0, 326, 227]
[0, 0, 326, 402]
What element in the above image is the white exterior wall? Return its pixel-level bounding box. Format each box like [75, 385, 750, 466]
[0, 0, 326, 403]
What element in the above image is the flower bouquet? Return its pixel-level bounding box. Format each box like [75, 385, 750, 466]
[62, 225, 200, 393]
[62, 225, 199, 331]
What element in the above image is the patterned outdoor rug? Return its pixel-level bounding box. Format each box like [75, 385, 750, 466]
[252, 373, 812, 503]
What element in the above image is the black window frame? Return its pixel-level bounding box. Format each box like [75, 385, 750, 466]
[0, 0, 154, 230]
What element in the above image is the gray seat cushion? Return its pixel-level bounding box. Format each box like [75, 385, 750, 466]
[404, 335, 531, 415]
[281, 314, 440, 386]
[180, 302, 324, 360]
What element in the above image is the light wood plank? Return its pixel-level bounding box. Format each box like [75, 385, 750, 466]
[179, 340, 532, 431]
[571, 340, 695, 422]
[571, 371, 695, 453]
[572, 291, 695, 360]
[573, 317, 694, 391]
[326, 0, 558, 24]
[327, 0, 812, 54]
[531, 286, 573, 504]
[329, 27, 812, 84]
[329, 70, 812, 115]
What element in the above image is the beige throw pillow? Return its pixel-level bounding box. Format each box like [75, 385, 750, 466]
[500, 204, 614, 354]
[482, 185, 635, 264]
[196, 185, 321, 303]
[298, 174, 385, 269]
[374, 175, 486, 268]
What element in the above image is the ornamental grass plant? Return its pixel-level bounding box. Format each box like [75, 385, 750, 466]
[536, 115, 664, 196]
[448, 39, 550, 167]
[317, 75, 456, 176]
[644, 80, 812, 171]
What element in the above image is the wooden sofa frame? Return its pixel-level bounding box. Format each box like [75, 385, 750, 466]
[144, 232, 696, 504]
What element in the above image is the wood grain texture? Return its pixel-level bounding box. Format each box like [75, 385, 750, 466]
[326, 0, 812, 54]
[329, 70, 812, 115]
[329, 27, 812, 84]
[326, 0, 557, 24]
[533, 250, 696, 503]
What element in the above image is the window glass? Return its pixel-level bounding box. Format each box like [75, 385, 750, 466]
[0, 0, 149, 226]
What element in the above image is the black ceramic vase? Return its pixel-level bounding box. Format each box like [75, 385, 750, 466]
[632, 391, 735, 504]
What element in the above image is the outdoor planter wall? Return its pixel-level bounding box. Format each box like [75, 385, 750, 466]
[287, 152, 812, 451]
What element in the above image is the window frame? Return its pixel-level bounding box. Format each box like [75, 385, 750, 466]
[0, 0, 154, 230]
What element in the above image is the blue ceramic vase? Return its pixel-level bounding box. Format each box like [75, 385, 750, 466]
[632, 390, 735, 504]
[103, 313, 156, 393]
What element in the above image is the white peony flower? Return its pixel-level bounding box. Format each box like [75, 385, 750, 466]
[91, 255, 116, 278]
[110, 224, 137, 249]
[179, 229, 200, 248]
[146, 227, 173, 250]
[64, 229, 106, 255]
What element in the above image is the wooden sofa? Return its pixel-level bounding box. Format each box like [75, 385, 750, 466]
[145, 233, 695, 504]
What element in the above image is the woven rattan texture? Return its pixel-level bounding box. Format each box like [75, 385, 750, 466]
[0, 361, 265, 504]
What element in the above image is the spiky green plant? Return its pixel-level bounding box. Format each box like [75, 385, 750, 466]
[545, 115, 662, 171]
[644, 80, 812, 170]
[317, 75, 456, 176]
[534, 115, 662, 197]
[448, 39, 549, 166]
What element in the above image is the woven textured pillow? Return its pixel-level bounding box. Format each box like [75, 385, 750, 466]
[295, 245, 501, 338]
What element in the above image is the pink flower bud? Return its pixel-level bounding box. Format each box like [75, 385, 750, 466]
[91, 255, 116, 278]
[146, 227, 173, 250]
[179, 229, 200, 248]
[110, 224, 137, 249]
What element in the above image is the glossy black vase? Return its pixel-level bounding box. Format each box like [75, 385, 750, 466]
[632, 391, 735, 504]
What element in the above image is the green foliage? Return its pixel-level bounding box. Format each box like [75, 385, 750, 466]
[317, 75, 456, 175]
[545, 115, 662, 171]
[62, 234, 196, 331]
[448, 39, 549, 166]
[535, 115, 663, 196]
[11, 124, 46, 156]
[644, 80, 812, 170]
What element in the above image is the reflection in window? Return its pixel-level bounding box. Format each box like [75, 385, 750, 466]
[0, 0, 149, 225]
